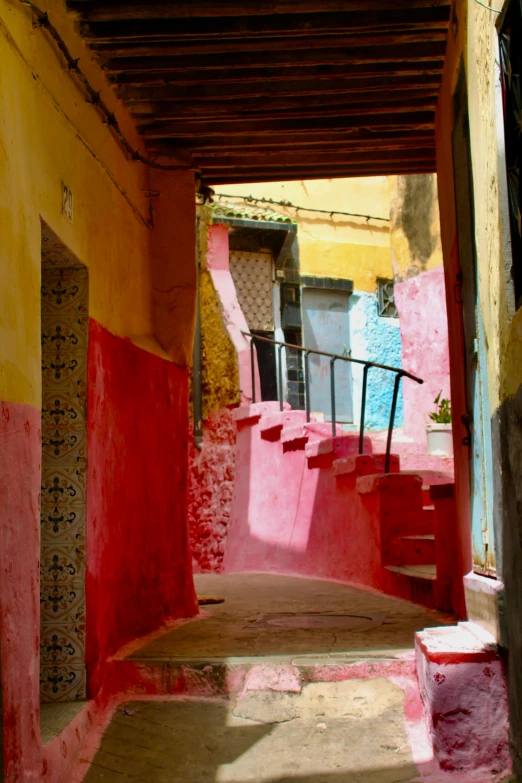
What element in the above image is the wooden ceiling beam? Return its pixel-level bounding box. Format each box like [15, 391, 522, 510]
[205, 164, 437, 185]
[90, 31, 448, 59]
[186, 141, 436, 160]
[119, 74, 442, 103]
[146, 130, 435, 153]
[102, 42, 447, 73]
[134, 99, 438, 126]
[79, 8, 450, 42]
[139, 111, 435, 139]
[112, 62, 444, 88]
[67, 1, 452, 22]
[129, 89, 440, 120]
[197, 149, 436, 169]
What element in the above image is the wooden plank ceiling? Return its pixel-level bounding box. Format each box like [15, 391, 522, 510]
[67, 0, 452, 184]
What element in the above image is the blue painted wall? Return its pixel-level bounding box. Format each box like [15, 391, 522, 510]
[349, 291, 403, 430]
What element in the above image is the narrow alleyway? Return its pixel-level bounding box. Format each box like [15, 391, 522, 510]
[77, 575, 455, 783]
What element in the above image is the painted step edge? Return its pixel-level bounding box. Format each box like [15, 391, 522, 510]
[305, 433, 372, 459]
[280, 425, 309, 445]
[357, 473, 424, 494]
[385, 564, 437, 580]
[333, 454, 400, 477]
[233, 401, 290, 423]
[260, 410, 313, 435]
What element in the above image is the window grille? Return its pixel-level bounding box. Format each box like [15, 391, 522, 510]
[377, 279, 398, 318]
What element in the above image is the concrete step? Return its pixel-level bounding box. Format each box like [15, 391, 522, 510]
[333, 453, 400, 478]
[383, 564, 439, 610]
[416, 623, 509, 774]
[280, 424, 308, 446]
[259, 410, 310, 439]
[400, 535, 436, 566]
[389, 535, 436, 567]
[233, 401, 289, 426]
[305, 433, 373, 469]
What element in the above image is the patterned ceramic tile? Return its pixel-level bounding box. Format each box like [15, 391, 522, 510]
[41, 254, 88, 703]
[40, 623, 86, 667]
[40, 583, 85, 625]
[40, 664, 86, 703]
[41, 545, 85, 584]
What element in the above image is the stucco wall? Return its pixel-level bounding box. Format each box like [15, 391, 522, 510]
[0, 2, 198, 779]
[349, 292, 404, 430]
[435, 0, 522, 772]
[221, 178, 393, 292]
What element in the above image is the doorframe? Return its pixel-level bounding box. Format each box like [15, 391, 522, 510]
[451, 63, 497, 576]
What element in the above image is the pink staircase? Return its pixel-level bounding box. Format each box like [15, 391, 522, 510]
[223, 403, 459, 614]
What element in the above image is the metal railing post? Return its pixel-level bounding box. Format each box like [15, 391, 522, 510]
[239, 332, 422, 436]
[250, 337, 256, 404]
[304, 350, 311, 423]
[359, 363, 371, 455]
[330, 357, 337, 438]
[385, 372, 403, 473]
[278, 344, 284, 411]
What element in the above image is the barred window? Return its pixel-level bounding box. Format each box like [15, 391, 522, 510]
[377, 279, 398, 318]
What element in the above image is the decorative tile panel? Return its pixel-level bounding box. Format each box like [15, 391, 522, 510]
[229, 251, 274, 331]
[41, 261, 88, 702]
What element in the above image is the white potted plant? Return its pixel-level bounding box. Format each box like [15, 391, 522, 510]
[427, 391, 453, 456]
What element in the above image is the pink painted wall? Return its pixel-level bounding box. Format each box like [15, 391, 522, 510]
[0, 318, 199, 782]
[86, 320, 198, 694]
[394, 265, 451, 450]
[206, 224, 260, 404]
[188, 409, 236, 573]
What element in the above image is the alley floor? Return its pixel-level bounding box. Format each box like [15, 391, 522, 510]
[127, 573, 452, 662]
[78, 574, 462, 782]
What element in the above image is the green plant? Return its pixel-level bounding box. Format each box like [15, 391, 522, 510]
[429, 391, 452, 424]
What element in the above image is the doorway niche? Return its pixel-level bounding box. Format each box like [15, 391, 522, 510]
[40, 223, 88, 705]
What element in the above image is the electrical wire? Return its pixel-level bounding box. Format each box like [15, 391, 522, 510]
[474, 0, 502, 12]
[214, 192, 390, 222]
[16, 0, 197, 172]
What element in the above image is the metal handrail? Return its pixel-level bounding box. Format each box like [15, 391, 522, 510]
[242, 330, 423, 473]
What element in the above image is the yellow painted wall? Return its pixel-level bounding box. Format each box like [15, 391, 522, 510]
[388, 175, 443, 280]
[220, 178, 393, 292]
[465, 0, 521, 408]
[0, 0, 195, 408]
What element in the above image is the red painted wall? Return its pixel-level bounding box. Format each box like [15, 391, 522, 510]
[86, 320, 197, 694]
[0, 400, 41, 781]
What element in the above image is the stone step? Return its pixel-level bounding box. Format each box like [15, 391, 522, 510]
[416, 623, 509, 773]
[386, 564, 437, 579]
[259, 410, 311, 439]
[332, 453, 400, 478]
[280, 424, 308, 446]
[390, 535, 436, 567]
[383, 564, 439, 610]
[305, 432, 372, 464]
[233, 401, 289, 425]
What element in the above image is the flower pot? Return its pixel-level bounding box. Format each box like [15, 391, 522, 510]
[426, 423, 453, 457]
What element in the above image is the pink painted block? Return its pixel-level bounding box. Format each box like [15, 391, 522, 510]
[305, 433, 372, 459]
[415, 624, 510, 774]
[259, 410, 310, 435]
[233, 401, 287, 424]
[332, 454, 400, 478]
[357, 473, 423, 495]
[280, 425, 308, 445]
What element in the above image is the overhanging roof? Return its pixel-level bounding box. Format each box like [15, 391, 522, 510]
[67, 0, 451, 184]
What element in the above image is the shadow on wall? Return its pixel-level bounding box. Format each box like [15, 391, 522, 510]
[221, 420, 384, 591]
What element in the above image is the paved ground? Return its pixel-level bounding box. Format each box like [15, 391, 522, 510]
[127, 573, 453, 663]
[83, 691, 420, 783]
[77, 575, 460, 782]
